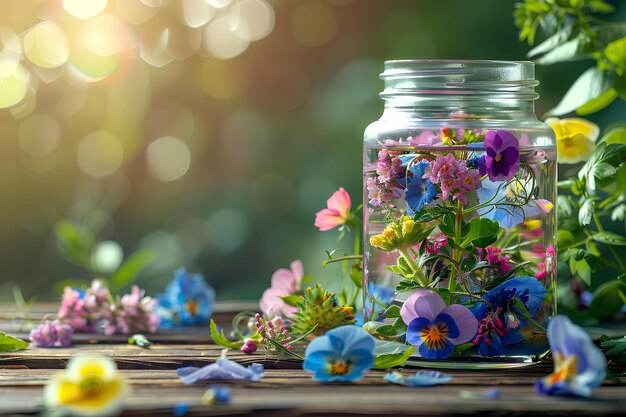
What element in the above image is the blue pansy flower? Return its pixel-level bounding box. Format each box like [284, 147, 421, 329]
[471, 277, 546, 356]
[303, 326, 375, 382]
[398, 155, 438, 216]
[536, 315, 606, 397]
[476, 180, 541, 229]
[156, 267, 216, 327]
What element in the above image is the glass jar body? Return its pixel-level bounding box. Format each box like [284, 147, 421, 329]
[362, 60, 556, 367]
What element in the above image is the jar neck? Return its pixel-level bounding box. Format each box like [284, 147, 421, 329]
[380, 60, 539, 121]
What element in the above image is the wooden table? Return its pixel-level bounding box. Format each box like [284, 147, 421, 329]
[1, 302, 625, 416]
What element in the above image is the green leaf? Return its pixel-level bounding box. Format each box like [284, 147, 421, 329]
[385, 305, 401, 318]
[528, 25, 577, 58]
[546, 67, 617, 116]
[438, 213, 456, 237]
[591, 0, 615, 13]
[605, 36, 626, 70]
[461, 218, 500, 248]
[128, 334, 152, 348]
[349, 262, 363, 288]
[373, 341, 414, 370]
[55, 220, 96, 266]
[109, 249, 155, 292]
[602, 127, 626, 145]
[279, 295, 302, 307]
[395, 279, 421, 293]
[375, 318, 408, 339]
[301, 275, 316, 284]
[535, 23, 626, 65]
[575, 88, 618, 116]
[0, 332, 29, 352]
[578, 200, 594, 225]
[592, 232, 626, 246]
[601, 337, 626, 365]
[569, 256, 592, 285]
[210, 319, 243, 349]
[588, 280, 626, 321]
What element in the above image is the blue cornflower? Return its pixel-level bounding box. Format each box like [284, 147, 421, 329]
[303, 326, 375, 382]
[535, 315, 606, 397]
[156, 267, 216, 327]
[398, 156, 437, 216]
[471, 277, 546, 356]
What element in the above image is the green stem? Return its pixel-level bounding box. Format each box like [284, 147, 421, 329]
[448, 200, 463, 294]
[322, 255, 362, 267]
[397, 247, 428, 288]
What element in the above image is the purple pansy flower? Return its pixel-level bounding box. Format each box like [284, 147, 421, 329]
[484, 130, 519, 182]
[535, 315, 606, 397]
[401, 290, 478, 359]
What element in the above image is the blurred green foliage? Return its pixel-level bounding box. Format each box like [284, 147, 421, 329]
[1, 0, 625, 302]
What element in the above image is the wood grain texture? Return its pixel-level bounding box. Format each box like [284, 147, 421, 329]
[1, 302, 625, 416]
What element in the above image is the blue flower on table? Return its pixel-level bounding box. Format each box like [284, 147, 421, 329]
[384, 370, 452, 386]
[303, 326, 375, 382]
[471, 277, 546, 356]
[156, 267, 216, 327]
[535, 315, 606, 397]
[398, 155, 438, 216]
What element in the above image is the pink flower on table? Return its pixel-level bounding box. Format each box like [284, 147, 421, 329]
[259, 260, 304, 318]
[57, 280, 111, 332]
[314, 187, 352, 231]
[102, 286, 160, 336]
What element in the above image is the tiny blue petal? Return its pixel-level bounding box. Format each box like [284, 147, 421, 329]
[384, 370, 452, 387]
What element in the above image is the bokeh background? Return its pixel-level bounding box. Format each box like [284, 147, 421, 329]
[1, 0, 625, 301]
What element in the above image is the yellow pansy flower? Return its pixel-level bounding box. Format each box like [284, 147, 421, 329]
[44, 354, 130, 417]
[545, 117, 599, 164]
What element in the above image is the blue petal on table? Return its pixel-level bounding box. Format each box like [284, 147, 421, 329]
[384, 370, 452, 386]
[459, 388, 501, 399]
[177, 358, 264, 384]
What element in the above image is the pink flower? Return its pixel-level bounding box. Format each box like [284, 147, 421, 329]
[30, 320, 74, 347]
[259, 260, 303, 318]
[439, 178, 456, 200]
[314, 188, 352, 231]
[408, 131, 438, 146]
[240, 338, 258, 354]
[425, 154, 459, 184]
[457, 169, 482, 193]
[102, 286, 160, 335]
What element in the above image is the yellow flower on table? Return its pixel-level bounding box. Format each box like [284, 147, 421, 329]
[44, 354, 130, 417]
[545, 117, 599, 164]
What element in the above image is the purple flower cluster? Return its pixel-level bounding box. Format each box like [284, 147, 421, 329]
[30, 320, 74, 347]
[253, 313, 293, 353]
[102, 286, 160, 336]
[57, 280, 159, 336]
[423, 154, 482, 204]
[57, 281, 110, 332]
[367, 149, 404, 207]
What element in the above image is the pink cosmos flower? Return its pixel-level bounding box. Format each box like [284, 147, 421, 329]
[259, 260, 304, 318]
[314, 187, 352, 231]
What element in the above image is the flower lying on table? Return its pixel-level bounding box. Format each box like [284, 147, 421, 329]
[384, 370, 452, 387]
[303, 325, 374, 382]
[177, 349, 264, 384]
[30, 320, 73, 347]
[536, 315, 606, 397]
[44, 354, 130, 417]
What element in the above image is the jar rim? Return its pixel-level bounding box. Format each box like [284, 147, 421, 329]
[384, 59, 534, 66]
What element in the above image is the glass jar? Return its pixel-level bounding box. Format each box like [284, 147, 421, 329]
[362, 60, 556, 367]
